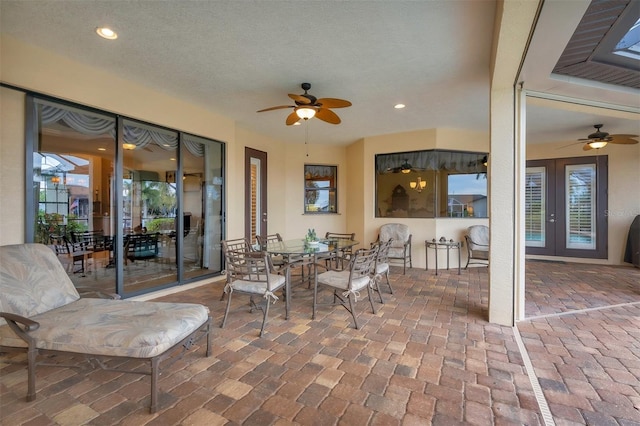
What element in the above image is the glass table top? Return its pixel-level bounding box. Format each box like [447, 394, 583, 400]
[264, 238, 358, 255]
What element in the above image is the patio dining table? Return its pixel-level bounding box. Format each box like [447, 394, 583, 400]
[264, 238, 360, 306]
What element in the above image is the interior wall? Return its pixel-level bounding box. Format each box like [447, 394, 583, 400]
[356, 128, 490, 269]
[526, 139, 640, 265]
[282, 142, 348, 241]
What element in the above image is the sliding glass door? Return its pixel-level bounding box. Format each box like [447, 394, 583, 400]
[28, 96, 225, 297]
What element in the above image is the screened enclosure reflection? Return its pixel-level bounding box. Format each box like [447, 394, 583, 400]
[375, 150, 488, 218]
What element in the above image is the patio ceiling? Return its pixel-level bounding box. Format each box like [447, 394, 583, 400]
[1, 0, 638, 147]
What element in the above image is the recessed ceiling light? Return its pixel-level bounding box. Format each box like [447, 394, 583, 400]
[170, 158, 176, 161]
[96, 27, 117, 40]
[394, 104, 406, 109]
[98, 147, 106, 151]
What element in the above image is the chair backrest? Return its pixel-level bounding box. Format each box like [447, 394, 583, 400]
[0, 244, 80, 325]
[225, 250, 278, 291]
[374, 238, 393, 265]
[467, 225, 489, 250]
[126, 233, 159, 259]
[256, 233, 282, 250]
[51, 234, 71, 256]
[221, 237, 253, 253]
[347, 246, 378, 289]
[379, 223, 410, 248]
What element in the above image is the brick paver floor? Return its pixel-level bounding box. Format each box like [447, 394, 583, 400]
[1, 261, 638, 425]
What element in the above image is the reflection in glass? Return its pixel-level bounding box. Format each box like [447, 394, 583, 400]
[29, 98, 225, 298]
[33, 99, 116, 292]
[182, 134, 224, 279]
[122, 119, 178, 292]
[304, 165, 337, 213]
[375, 150, 488, 218]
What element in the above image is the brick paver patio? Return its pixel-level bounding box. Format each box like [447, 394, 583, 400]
[1, 261, 638, 425]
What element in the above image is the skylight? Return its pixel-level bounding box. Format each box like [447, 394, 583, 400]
[613, 18, 640, 61]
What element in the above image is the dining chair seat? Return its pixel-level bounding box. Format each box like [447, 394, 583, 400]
[313, 245, 378, 330]
[230, 273, 285, 295]
[316, 270, 370, 291]
[221, 250, 290, 337]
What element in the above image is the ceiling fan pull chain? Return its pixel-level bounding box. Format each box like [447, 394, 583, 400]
[305, 121, 309, 157]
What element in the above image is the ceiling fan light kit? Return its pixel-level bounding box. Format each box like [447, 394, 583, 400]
[295, 106, 316, 120]
[587, 140, 608, 149]
[576, 124, 638, 151]
[257, 83, 351, 126]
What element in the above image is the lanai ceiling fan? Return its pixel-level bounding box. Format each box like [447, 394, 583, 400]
[574, 124, 638, 150]
[257, 83, 352, 125]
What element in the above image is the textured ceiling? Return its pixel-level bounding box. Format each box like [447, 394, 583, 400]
[1, 0, 638, 147]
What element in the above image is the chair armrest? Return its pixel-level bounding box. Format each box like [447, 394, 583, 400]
[466, 235, 489, 249]
[0, 312, 40, 332]
[1, 312, 40, 345]
[404, 234, 412, 252]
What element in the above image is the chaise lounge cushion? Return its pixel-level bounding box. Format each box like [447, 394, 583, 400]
[0, 243, 209, 358]
[0, 298, 209, 358]
[0, 243, 80, 322]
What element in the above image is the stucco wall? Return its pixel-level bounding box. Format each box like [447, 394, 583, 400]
[356, 128, 490, 269]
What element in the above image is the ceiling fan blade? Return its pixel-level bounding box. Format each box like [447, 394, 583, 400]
[609, 134, 639, 144]
[285, 111, 300, 126]
[288, 94, 312, 104]
[315, 108, 341, 124]
[560, 141, 584, 149]
[316, 98, 352, 108]
[257, 105, 294, 113]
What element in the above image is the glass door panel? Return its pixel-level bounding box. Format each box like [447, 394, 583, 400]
[33, 99, 116, 294]
[182, 134, 224, 279]
[122, 119, 178, 293]
[525, 166, 546, 247]
[565, 164, 596, 250]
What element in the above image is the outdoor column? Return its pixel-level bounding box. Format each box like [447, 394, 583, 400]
[488, 0, 539, 325]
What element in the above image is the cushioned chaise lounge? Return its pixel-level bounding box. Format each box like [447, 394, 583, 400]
[0, 243, 212, 413]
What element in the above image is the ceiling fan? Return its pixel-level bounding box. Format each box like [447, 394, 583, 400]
[576, 124, 638, 150]
[387, 159, 425, 174]
[257, 83, 352, 125]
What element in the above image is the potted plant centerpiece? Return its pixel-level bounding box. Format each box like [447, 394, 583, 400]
[305, 228, 319, 246]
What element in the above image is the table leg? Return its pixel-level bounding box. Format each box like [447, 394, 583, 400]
[446, 246, 450, 270]
[457, 244, 461, 275]
[425, 244, 429, 271]
[435, 245, 439, 275]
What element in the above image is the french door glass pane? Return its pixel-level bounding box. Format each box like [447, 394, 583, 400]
[525, 167, 545, 247]
[565, 164, 596, 250]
